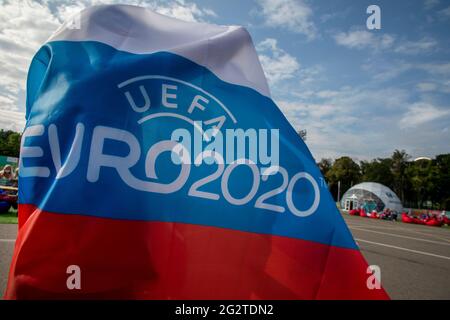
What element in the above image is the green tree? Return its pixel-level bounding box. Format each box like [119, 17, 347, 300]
[317, 158, 332, 179]
[406, 159, 438, 209]
[0, 130, 21, 157]
[430, 154, 450, 210]
[391, 149, 410, 203]
[431, 154, 450, 210]
[360, 158, 394, 188]
[326, 156, 361, 201]
[6, 131, 21, 157]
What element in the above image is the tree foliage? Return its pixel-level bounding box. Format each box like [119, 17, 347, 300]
[360, 158, 394, 187]
[0, 130, 21, 158]
[325, 156, 361, 202]
[318, 150, 450, 210]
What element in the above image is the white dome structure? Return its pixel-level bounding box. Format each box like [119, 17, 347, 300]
[340, 182, 403, 213]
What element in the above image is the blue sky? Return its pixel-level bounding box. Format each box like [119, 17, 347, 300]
[1, 0, 449, 161]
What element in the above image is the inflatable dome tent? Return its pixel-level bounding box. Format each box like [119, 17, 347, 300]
[340, 182, 403, 213]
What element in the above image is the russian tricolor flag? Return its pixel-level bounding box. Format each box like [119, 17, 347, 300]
[5, 5, 388, 299]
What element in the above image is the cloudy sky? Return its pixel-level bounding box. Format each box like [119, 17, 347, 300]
[1, 0, 449, 161]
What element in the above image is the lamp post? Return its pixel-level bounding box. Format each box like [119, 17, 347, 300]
[337, 180, 341, 204]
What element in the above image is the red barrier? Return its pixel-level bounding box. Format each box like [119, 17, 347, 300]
[425, 219, 443, 227]
[401, 213, 414, 224]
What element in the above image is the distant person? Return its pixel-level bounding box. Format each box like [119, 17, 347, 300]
[391, 211, 398, 221]
[0, 165, 14, 185]
[12, 167, 19, 187]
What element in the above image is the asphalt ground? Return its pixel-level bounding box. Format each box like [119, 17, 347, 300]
[0, 214, 449, 299]
[343, 213, 450, 299]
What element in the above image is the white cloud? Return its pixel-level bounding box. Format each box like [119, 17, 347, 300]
[256, 38, 300, 85]
[438, 6, 450, 19]
[335, 30, 436, 55]
[255, 0, 316, 39]
[321, 86, 410, 113]
[0, 0, 217, 132]
[416, 80, 450, 94]
[320, 8, 351, 24]
[363, 60, 450, 85]
[273, 85, 450, 160]
[151, 0, 216, 22]
[368, 62, 412, 82]
[424, 0, 440, 10]
[418, 62, 450, 75]
[276, 99, 374, 161]
[417, 82, 437, 92]
[298, 65, 325, 86]
[315, 90, 339, 99]
[52, 1, 88, 22]
[334, 29, 395, 50]
[0, 0, 60, 131]
[0, 109, 26, 132]
[278, 101, 336, 119]
[400, 102, 449, 129]
[394, 37, 437, 54]
[43, 0, 217, 23]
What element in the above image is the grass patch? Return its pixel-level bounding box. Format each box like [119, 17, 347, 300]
[0, 207, 18, 224]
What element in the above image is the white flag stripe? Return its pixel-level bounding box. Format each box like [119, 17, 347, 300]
[49, 4, 270, 97]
